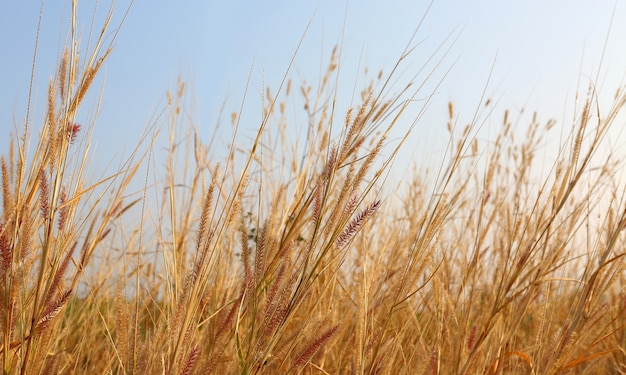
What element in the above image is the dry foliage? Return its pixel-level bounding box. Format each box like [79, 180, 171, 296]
[1, 2, 626, 374]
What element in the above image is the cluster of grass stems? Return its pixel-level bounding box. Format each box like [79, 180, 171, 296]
[1, 2, 626, 374]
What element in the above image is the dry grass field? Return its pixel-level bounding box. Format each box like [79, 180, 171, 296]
[1, 3, 625, 374]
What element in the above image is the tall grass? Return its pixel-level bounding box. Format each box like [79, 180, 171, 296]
[2, 2, 626, 374]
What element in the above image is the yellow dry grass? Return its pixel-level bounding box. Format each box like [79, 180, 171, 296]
[1, 2, 625, 374]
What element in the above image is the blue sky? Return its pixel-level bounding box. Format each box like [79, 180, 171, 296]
[1, 1, 626, 177]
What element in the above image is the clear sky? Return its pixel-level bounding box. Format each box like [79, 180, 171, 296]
[2, 1, 626, 178]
